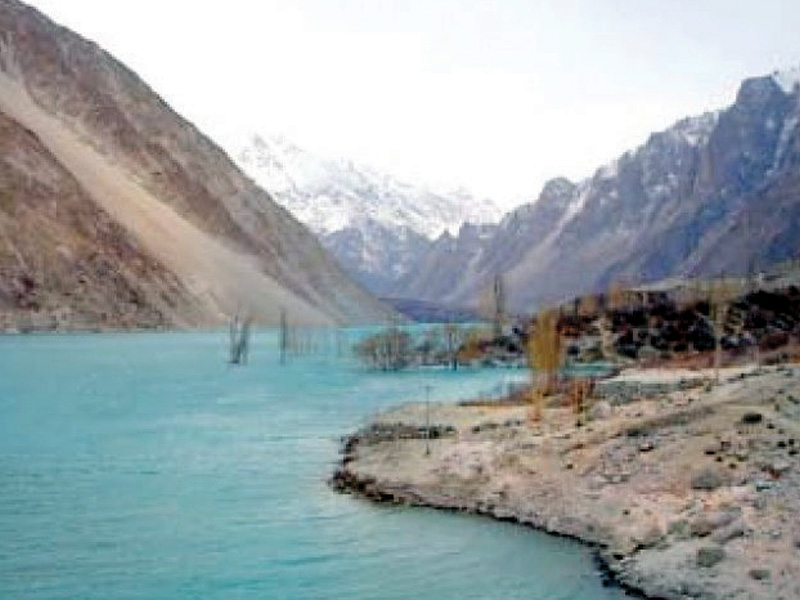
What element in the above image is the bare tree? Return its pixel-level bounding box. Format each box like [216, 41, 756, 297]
[444, 322, 464, 371]
[354, 324, 412, 371]
[492, 274, 506, 339]
[279, 307, 288, 365]
[229, 312, 251, 365]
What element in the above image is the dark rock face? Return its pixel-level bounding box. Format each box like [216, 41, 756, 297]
[594, 286, 800, 360]
[399, 71, 800, 313]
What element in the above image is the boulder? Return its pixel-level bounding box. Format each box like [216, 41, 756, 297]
[691, 466, 728, 491]
[766, 460, 791, 477]
[588, 400, 612, 421]
[696, 545, 725, 568]
[741, 412, 763, 425]
[667, 519, 691, 540]
[710, 520, 748, 544]
[633, 524, 665, 549]
[639, 440, 656, 453]
[690, 508, 739, 537]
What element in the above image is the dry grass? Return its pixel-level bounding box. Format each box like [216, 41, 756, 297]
[567, 378, 593, 417]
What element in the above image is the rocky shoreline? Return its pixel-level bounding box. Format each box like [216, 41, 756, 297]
[331, 366, 800, 600]
[330, 464, 650, 598]
[330, 433, 653, 599]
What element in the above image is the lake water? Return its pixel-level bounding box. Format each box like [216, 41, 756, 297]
[0, 331, 625, 599]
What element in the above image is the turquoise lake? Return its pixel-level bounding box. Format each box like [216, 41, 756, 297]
[0, 331, 626, 599]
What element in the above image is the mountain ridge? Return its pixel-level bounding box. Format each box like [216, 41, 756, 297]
[394, 68, 800, 311]
[234, 134, 502, 294]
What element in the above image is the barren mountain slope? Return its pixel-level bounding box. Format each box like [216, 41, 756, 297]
[0, 110, 206, 330]
[0, 0, 392, 328]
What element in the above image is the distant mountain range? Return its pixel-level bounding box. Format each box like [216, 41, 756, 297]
[386, 69, 800, 312]
[0, 0, 393, 330]
[235, 135, 502, 294]
[11, 0, 797, 330]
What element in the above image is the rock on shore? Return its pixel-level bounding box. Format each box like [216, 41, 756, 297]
[332, 365, 800, 600]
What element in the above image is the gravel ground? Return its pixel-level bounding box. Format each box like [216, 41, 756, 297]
[333, 365, 800, 600]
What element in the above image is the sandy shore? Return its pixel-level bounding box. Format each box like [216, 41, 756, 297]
[332, 365, 800, 600]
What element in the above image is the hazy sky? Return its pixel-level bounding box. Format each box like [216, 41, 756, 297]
[26, 0, 800, 207]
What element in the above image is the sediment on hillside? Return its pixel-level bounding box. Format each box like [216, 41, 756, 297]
[0, 0, 395, 330]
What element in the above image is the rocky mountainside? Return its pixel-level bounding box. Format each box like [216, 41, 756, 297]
[235, 135, 502, 294]
[0, 0, 393, 330]
[399, 69, 800, 313]
[389, 178, 573, 305]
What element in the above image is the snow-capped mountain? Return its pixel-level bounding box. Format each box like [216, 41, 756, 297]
[394, 67, 800, 311]
[235, 135, 502, 294]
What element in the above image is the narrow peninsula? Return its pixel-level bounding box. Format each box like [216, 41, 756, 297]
[333, 365, 800, 600]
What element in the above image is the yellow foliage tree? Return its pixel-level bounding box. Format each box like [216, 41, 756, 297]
[578, 293, 600, 318]
[527, 308, 563, 421]
[607, 281, 629, 312]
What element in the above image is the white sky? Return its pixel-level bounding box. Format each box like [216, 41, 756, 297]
[25, 0, 800, 207]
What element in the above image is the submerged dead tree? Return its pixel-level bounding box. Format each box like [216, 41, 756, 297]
[492, 274, 506, 338]
[444, 322, 464, 371]
[354, 323, 412, 370]
[229, 313, 251, 365]
[279, 307, 288, 365]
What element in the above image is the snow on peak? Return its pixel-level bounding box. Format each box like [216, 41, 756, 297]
[772, 66, 800, 95]
[672, 112, 719, 146]
[234, 134, 503, 239]
[596, 159, 619, 180]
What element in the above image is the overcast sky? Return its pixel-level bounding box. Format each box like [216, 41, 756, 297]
[26, 0, 800, 207]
